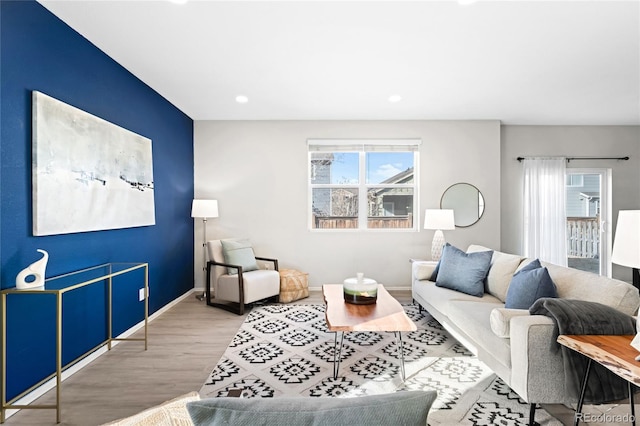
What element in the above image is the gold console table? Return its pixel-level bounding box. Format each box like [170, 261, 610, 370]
[0, 262, 149, 423]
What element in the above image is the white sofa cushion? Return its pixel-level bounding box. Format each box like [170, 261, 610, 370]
[447, 300, 512, 369]
[467, 245, 524, 302]
[489, 308, 531, 338]
[528, 260, 640, 316]
[415, 280, 502, 318]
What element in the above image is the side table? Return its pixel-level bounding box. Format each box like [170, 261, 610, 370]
[1, 263, 149, 424]
[557, 334, 639, 426]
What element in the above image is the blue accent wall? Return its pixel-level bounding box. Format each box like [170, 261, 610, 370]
[1, 1, 194, 400]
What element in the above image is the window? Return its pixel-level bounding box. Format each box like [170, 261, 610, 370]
[308, 139, 420, 230]
[566, 174, 584, 187]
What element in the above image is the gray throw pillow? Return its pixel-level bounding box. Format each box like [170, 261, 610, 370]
[505, 259, 558, 309]
[187, 391, 437, 426]
[220, 239, 259, 275]
[435, 244, 493, 297]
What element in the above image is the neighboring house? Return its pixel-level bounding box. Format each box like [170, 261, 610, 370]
[369, 167, 414, 218]
[310, 153, 334, 218]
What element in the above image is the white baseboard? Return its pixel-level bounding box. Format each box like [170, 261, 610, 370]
[308, 286, 411, 291]
[198, 286, 412, 293]
[3, 289, 194, 420]
[199, 285, 412, 293]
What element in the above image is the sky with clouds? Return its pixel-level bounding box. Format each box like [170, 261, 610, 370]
[331, 152, 413, 184]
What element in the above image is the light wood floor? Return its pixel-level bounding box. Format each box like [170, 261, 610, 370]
[10, 289, 618, 426]
[4, 290, 412, 425]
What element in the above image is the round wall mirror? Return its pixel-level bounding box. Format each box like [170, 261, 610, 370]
[440, 183, 485, 228]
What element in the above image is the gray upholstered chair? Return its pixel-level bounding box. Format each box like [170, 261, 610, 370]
[206, 239, 280, 315]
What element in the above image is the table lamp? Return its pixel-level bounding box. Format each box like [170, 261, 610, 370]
[191, 199, 219, 301]
[611, 210, 640, 358]
[424, 209, 455, 261]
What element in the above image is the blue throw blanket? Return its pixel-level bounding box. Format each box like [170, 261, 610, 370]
[529, 297, 636, 404]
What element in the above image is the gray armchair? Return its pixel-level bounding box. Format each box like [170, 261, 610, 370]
[206, 239, 280, 315]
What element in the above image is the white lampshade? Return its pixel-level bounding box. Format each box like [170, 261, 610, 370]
[612, 210, 640, 268]
[612, 210, 640, 358]
[191, 199, 219, 219]
[424, 209, 455, 230]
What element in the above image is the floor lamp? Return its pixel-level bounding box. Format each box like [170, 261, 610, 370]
[611, 210, 640, 358]
[191, 199, 219, 301]
[424, 209, 455, 261]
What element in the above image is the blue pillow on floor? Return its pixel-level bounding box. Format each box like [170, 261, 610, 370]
[187, 391, 437, 426]
[435, 244, 493, 297]
[505, 259, 558, 309]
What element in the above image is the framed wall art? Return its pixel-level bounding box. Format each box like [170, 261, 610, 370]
[32, 91, 156, 236]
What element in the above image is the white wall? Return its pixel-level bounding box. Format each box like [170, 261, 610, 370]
[194, 120, 501, 290]
[500, 125, 640, 281]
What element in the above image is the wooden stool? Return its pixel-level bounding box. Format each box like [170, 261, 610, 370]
[279, 269, 309, 303]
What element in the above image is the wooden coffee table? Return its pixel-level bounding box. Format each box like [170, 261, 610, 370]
[557, 334, 639, 426]
[322, 284, 417, 380]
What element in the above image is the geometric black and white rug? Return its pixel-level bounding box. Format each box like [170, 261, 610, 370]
[199, 304, 562, 425]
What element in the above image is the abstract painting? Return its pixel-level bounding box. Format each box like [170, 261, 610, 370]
[32, 91, 155, 236]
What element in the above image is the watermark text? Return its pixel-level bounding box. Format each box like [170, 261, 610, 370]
[575, 412, 635, 423]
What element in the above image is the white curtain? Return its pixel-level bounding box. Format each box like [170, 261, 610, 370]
[522, 158, 567, 266]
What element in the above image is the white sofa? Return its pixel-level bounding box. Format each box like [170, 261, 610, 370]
[411, 244, 640, 424]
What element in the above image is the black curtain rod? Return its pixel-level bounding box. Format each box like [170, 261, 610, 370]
[517, 156, 629, 162]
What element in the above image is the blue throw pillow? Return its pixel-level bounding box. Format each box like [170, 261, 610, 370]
[518, 258, 541, 273]
[187, 391, 437, 426]
[435, 244, 493, 297]
[505, 259, 558, 309]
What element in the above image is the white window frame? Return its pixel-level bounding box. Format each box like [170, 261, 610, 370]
[307, 139, 421, 232]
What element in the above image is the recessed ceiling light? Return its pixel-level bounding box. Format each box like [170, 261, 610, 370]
[235, 95, 249, 104]
[458, 0, 478, 5]
[168, 0, 188, 4]
[388, 95, 402, 103]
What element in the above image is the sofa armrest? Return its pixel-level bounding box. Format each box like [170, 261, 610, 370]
[509, 315, 566, 404]
[490, 308, 530, 338]
[412, 261, 437, 282]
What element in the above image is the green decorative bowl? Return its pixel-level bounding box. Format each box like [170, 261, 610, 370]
[343, 277, 378, 305]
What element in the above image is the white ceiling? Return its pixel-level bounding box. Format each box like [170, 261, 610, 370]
[38, 0, 640, 124]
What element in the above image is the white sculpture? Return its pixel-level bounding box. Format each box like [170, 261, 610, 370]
[16, 249, 48, 290]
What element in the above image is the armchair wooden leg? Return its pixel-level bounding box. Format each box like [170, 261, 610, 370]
[528, 403, 539, 426]
[204, 261, 248, 315]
